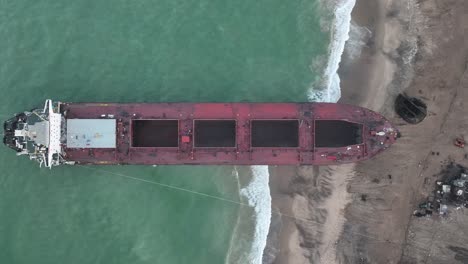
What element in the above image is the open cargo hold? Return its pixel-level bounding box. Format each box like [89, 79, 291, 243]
[315, 120, 363, 148]
[132, 120, 179, 147]
[194, 120, 236, 147]
[251, 120, 299, 147]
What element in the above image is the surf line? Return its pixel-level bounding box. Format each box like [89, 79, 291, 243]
[82, 165, 311, 223]
[80, 165, 402, 245]
[82, 165, 245, 205]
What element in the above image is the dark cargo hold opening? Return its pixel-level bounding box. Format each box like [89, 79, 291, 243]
[132, 120, 179, 147]
[315, 120, 363, 148]
[251, 120, 299, 147]
[194, 120, 236, 147]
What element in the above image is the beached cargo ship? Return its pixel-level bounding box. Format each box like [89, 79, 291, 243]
[3, 100, 398, 168]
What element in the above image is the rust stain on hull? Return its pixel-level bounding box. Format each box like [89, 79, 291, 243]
[61, 102, 398, 166]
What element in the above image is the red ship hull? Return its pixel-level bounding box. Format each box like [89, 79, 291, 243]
[61, 102, 398, 166]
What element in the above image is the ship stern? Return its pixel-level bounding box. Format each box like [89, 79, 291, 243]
[2, 100, 64, 168]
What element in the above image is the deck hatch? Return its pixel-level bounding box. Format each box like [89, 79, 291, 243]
[66, 119, 116, 148]
[194, 120, 236, 148]
[132, 120, 179, 147]
[251, 120, 299, 147]
[314, 120, 363, 148]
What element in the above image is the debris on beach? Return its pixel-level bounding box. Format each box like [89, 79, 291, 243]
[454, 137, 466, 148]
[395, 93, 427, 124]
[414, 163, 468, 218]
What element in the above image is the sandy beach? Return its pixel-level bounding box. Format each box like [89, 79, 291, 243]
[267, 0, 468, 263]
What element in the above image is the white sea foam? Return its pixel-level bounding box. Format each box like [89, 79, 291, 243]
[240, 165, 271, 264]
[244, 2, 357, 263]
[308, 0, 357, 103]
[346, 22, 372, 61]
[224, 168, 243, 264]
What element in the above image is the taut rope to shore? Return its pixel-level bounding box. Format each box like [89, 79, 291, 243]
[80, 165, 404, 245]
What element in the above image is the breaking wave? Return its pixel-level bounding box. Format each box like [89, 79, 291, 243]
[238, 1, 357, 263]
[309, 0, 357, 103]
[240, 166, 272, 264]
[346, 22, 372, 61]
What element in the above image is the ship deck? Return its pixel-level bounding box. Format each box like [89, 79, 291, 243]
[60, 102, 397, 165]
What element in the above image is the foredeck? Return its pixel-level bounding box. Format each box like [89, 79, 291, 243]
[61, 102, 397, 165]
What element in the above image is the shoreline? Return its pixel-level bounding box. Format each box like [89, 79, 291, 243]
[267, 0, 402, 263]
[337, 0, 468, 262]
[309, 0, 356, 103]
[269, 0, 468, 262]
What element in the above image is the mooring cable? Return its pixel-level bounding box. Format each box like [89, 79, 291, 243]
[80, 165, 403, 245]
[82, 165, 246, 206]
[80, 165, 317, 224]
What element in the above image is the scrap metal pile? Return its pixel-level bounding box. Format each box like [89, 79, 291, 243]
[414, 163, 468, 217]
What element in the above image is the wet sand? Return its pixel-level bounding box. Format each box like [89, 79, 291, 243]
[266, 0, 394, 262]
[266, 0, 468, 263]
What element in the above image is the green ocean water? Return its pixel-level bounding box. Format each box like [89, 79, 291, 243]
[0, 1, 331, 263]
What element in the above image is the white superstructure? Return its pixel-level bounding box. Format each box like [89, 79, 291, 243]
[46, 100, 63, 167]
[3, 100, 63, 168]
